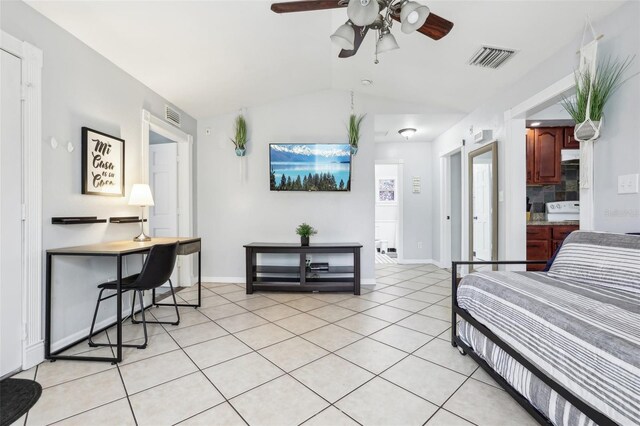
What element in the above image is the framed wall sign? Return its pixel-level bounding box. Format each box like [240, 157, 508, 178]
[81, 127, 125, 196]
[376, 178, 397, 203]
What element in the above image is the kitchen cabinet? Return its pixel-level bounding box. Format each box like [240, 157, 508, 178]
[526, 129, 535, 185]
[563, 126, 579, 149]
[527, 126, 576, 185]
[526, 224, 579, 271]
[533, 128, 563, 184]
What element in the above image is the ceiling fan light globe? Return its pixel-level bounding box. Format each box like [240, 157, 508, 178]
[400, 1, 430, 34]
[376, 32, 399, 54]
[330, 24, 355, 50]
[347, 0, 379, 26]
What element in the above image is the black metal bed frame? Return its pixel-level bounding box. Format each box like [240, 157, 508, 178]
[451, 260, 618, 426]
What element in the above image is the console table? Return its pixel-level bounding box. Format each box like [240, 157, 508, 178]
[244, 243, 362, 295]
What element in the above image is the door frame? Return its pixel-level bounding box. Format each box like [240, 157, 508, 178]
[439, 146, 463, 269]
[1, 31, 43, 370]
[374, 160, 404, 263]
[502, 72, 591, 269]
[141, 110, 194, 285]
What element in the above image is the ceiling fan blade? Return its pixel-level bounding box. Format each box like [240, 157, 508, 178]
[392, 12, 454, 40]
[271, 0, 346, 14]
[339, 25, 368, 58]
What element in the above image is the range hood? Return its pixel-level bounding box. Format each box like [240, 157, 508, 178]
[561, 149, 580, 163]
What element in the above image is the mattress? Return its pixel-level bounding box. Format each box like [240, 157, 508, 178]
[456, 271, 640, 426]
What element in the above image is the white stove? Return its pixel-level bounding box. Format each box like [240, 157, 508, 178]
[546, 201, 580, 222]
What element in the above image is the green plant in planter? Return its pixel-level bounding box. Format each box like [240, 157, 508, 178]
[296, 223, 317, 246]
[347, 113, 365, 155]
[561, 55, 635, 141]
[230, 114, 248, 156]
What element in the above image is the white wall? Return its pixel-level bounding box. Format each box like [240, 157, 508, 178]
[431, 1, 640, 263]
[1, 1, 197, 351]
[375, 142, 433, 261]
[197, 90, 439, 282]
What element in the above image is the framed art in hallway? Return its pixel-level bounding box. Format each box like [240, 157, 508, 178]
[81, 127, 125, 196]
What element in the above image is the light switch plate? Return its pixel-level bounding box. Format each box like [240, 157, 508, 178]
[618, 174, 639, 194]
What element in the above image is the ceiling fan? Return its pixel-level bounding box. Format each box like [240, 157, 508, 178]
[271, 0, 454, 62]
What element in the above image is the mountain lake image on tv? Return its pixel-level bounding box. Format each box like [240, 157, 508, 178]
[270, 144, 351, 191]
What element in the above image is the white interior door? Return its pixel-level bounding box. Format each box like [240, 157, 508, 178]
[149, 142, 179, 284]
[1, 49, 24, 377]
[473, 163, 492, 261]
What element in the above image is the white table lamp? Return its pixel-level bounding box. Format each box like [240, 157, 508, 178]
[128, 184, 155, 242]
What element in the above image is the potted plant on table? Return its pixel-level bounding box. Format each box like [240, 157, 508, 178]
[230, 114, 248, 156]
[296, 223, 317, 246]
[561, 56, 635, 142]
[347, 113, 365, 155]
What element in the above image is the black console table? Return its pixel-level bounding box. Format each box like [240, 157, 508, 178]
[244, 243, 362, 295]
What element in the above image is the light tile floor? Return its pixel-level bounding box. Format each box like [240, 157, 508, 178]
[13, 263, 538, 426]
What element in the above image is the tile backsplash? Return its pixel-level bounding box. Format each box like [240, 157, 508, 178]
[527, 164, 579, 218]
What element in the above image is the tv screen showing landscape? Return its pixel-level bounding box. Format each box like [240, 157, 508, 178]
[270, 144, 351, 192]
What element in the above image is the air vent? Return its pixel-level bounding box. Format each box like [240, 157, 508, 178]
[468, 46, 517, 69]
[164, 105, 181, 128]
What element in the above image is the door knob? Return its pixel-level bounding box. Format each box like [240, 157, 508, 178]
[473, 216, 478, 220]
[446, 216, 450, 220]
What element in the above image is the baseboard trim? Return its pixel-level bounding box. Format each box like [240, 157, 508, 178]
[23, 341, 44, 369]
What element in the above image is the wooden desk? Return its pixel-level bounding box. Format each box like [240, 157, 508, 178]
[45, 237, 201, 363]
[244, 242, 362, 295]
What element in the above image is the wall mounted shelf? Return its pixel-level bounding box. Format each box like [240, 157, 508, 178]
[109, 216, 147, 224]
[51, 216, 107, 225]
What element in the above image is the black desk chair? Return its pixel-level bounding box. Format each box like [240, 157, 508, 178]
[88, 242, 181, 350]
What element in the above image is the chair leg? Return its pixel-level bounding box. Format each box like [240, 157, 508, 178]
[142, 279, 181, 326]
[88, 289, 106, 347]
[137, 290, 148, 349]
[130, 290, 138, 323]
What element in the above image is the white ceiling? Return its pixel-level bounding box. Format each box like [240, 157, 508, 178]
[374, 113, 463, 143]
[26, 0, 625, 121]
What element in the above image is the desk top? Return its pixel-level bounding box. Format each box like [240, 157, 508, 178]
[244, 242, 362, 248]
[47, 237, 200, 255]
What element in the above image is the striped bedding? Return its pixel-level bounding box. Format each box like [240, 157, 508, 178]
[457, 270, 640, 426]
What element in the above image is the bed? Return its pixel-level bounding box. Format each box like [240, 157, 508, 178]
[451, 231, 640, 426]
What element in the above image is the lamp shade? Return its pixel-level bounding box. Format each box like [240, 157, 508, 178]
[330, 23, 355, 50]
[400, 1, 430, 34]
[347, 0, 379, 27]
[376, 32, 399, 54]
[128, 184, 155, 207]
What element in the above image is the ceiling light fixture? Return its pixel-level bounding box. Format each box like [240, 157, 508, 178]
[327, 0, 435, 63]
[530, 122, 542, 127]
[361, 79, 374, 86]
[398, 128, 417, 140]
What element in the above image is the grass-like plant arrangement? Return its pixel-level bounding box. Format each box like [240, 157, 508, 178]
[296, 223, 317, 246]
[561, 56, 635, 141]
[348, 113, 366, 154]
[231, 114, 248, 156]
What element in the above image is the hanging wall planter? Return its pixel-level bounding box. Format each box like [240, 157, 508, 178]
[348, 113, 365, 156]
[561, 56, 634, 142]
[230, 114, 248, 156]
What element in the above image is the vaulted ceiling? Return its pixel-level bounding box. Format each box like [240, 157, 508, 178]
[27, 0, 625, 120]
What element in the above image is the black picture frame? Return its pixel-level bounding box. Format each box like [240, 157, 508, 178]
[81, 127, 125, 196]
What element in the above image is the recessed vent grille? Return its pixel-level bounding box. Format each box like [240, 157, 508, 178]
[468, 46, 517, 69]
[164, 105, 181, 128]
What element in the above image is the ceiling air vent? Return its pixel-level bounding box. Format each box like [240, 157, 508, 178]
[468, 46, 517, 69]
[164, 105, 181, 128]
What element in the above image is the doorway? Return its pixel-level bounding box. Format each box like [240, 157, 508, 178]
[440, 148, 463, 269]
[142, 110, 194, 286]
[1, 48, 24, 378]
[374, 163, 402, 264]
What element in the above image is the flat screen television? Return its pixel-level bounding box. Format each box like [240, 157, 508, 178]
[269, 143, 351, 192]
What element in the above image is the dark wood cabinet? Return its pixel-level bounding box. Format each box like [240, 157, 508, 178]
[527, 126, 577, 185]
[526, 224, 578, 271]
[563, 126, 579, 149]
[526, 128, 535, 185]
[533, 128, 563, 184]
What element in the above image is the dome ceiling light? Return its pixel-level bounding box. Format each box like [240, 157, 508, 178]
[271, 0, 454, 63]
[398, 128, 417, 140]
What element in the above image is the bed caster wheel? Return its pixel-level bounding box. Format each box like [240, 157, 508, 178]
[458, 346, 467, 356]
